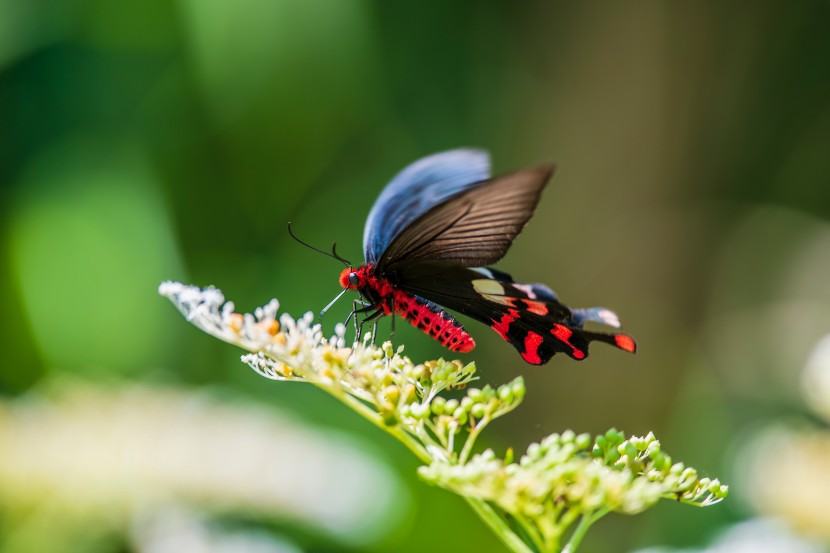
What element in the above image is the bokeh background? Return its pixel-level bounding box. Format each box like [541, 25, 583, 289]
[2, 1, 830, 552]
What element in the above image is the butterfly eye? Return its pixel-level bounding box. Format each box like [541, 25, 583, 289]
[348, 272, 360, 286]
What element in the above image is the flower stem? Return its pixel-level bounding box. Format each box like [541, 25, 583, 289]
[321, 383, 432, 463]
[458, 416, 488, 465]
[464, 498, 535, 553]
[562, 509, 608, 553]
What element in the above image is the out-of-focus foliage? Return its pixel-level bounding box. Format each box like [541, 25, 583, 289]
[2, 1, 829, 552]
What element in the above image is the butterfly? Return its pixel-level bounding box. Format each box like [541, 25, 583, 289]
[313, 149, 636, 364]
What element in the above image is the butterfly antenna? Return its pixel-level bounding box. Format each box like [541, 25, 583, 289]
[331, 242, 351, 267]
[287, 222, 351, 267]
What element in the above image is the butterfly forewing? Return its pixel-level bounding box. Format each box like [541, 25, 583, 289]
[377, 164, 555, 271]
[363, 149, 492, 264]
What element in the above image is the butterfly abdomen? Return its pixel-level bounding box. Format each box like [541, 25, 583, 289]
[361, 269, 474, 353]
[394, 292, 475, 353]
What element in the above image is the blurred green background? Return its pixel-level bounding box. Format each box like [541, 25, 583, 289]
[2, 1, 830, 552]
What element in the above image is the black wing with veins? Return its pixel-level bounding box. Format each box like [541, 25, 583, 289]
[375, 164, 555, 272]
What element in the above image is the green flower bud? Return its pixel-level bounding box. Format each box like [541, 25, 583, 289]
[632, 437, 647, 451]
[527, 443, 541, 459]
[670, 462, 685, 475]
[618, 442, 638, 458]
[381, 408, 398, 426]
[402, 384, 416, 404]
[431, 396, 446, 415]
[510, 377, 526, 398]
[645, 442, 662, 459]
[651, 453, 668, 471]
[383, 385, 400, 404]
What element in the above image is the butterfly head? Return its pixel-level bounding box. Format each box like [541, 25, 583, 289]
[339, 267, 365, 290]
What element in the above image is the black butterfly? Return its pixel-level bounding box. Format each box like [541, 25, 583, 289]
[324, 149, 636, 364]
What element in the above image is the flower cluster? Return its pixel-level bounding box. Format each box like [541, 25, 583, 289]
[421, 429, 727, 552]
[160, 282, 728, 553]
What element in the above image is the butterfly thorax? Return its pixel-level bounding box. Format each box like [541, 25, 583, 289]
[339, 264, 475, 353]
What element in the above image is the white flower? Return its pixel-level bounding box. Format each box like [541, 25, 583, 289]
[0, 381, 407, 546]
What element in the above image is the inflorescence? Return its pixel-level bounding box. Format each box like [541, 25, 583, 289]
[159, 282, 727, 553]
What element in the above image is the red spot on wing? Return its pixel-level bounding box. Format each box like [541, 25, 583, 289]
[551, 324, 571, 341]
[524, 299, 548, 316]
[521, 331, 544, 364]
[551, 324, 586, 360]
[614, 334, 637, 353]
[491, 309, 520, 341]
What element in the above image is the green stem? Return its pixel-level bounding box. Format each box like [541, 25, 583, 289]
[561, 509, 608, 553]
[465, 498, 534, 553]
[458, 416, 488, 465]
[322, 384, 432, 463]
[513, 513, 547, 552]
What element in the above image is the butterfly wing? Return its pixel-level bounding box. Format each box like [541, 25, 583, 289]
[376, 163, 554, 271]
[363, 149, 492, 264]
[386, 261, 636, 364]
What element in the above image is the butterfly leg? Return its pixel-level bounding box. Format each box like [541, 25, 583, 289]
[390, 297, 396, 348]
[345, 299, 373, 332]
[357, 309, 384, 343]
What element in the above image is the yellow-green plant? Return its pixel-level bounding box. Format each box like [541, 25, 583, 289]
[160, 282, 727, 553]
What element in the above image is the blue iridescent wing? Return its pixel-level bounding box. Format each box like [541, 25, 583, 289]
[362, 149, 491, 264]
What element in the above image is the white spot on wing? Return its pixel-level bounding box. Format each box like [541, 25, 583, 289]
[598, 309, 621, 328]
[512, 284, 537, 299]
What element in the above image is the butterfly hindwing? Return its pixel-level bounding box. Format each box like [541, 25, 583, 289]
[387, 261, 636, 364]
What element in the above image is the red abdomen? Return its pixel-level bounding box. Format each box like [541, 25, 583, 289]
[389, 290, 475, 353]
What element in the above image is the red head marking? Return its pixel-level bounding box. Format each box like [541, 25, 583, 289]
[339, 267, 363, 290]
